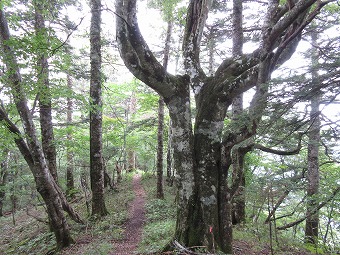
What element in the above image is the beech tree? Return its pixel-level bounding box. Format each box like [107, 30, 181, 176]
[89, 0, 108, 217]
[305, 30, 321, 245]
[66, 73, 75, 198]
[116, 0, 335, 253]
[33, 0, 58, 182]
[151, 0, 177, 200]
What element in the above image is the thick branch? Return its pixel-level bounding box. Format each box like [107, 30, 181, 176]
[182, 0, 211, 84]
[115, 0, 178, 99]
[268, 0, 318, 44]
[254, 142, 302, 155]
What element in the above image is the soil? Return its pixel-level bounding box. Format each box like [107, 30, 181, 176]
[111, 174, 146, 255]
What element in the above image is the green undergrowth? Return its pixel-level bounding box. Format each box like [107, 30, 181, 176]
[0, 173, 134, 255]
[138, 171, 177, 254]
[58, 172, 135, 254]
[233, 223, 338, 255]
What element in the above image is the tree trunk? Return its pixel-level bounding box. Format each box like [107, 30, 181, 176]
[89, 0, 108, 217]
[156, 20, 173, 199]
[34, 0, 58, 182]
[305, 30, 320, 245]
[116, 162, 122, 183]
[0, 150, 9, 217]
[156, 97, 165, 199]
[66, 74, 75, 198]
[165, 90, 196, 248]
[231, 0, 246, 225]
[166, 119, 174, 186]
[127, 150, 136, 172]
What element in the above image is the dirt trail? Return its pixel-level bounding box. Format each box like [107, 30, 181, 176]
[111, 174, 146, 255]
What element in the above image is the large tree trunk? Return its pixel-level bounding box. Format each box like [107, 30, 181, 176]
[34, 0, 58, 182]
[89, 0, 108, 217]
[305, 31, 320, 245]
[115, 0, 325, 252]
[165, 90, 196, 247]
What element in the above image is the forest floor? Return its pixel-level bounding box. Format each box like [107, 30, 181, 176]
[0, 172, 335, 255]
[111, 174, 146, 254]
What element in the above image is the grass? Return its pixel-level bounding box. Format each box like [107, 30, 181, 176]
[1, 171, 337, 255]
[0, 172, 135, 255]
[138, 171, 177, 254]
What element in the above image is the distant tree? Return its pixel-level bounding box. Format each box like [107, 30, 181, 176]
[116, 0, 333, 253]
[152, 0, 177, 199]
[33, 0, 58, 182]
[0, 150, 9, 217]
[230, 0, 246, 225]
[89, 0, 108, 217]
[305, 29, 321, 245]
[66, 74, 75, 198]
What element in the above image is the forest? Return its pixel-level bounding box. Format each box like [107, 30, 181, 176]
[0, 0, 339, 254]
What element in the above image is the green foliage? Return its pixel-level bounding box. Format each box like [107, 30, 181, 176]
[82, 242, 113, 255]
[0, 0, 11, 10]
[147, 0, 183, 22]
[138, 173, 176, 253]
[139, 220, 175, 253]
[13, 232, 55, 255]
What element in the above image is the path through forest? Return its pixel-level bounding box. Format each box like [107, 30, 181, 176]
[111, 174, 146, 254]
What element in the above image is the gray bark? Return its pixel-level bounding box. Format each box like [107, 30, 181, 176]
[231, 0, 246, 225]
[34, 0, 58, 182]
[305, 30, 320, 245]
[90, 0, 108, 217]
[157, 20, 172, 199]
[66, 74, 75, 198]
[0, 150, 9, 217]
[166, 119, 174, 186]
[156, 96, 165, 199]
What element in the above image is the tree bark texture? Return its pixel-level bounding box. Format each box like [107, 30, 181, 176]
[305, 30, 320, 245]
[90, 0, 108, 217]
[0, 151, 9, 217]
[34, 0, 58, 182]
[166, 119, 174, 186]
[156, 20, 173, 199]
[66, 74, 75, 198]
[127, 150, 136, 171]
[156, 96, 165, 199]
[231, 0, 246, 225]
[115, 0, 327, 252]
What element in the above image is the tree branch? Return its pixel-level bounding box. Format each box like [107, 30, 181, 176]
[0, 107, 34, 169]
[115, 0, 179, 99]
[254, 142, 302, 155]
[277, 186, 340, 230]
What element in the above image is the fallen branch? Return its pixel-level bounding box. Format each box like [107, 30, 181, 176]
[172, 240, 214, 255]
